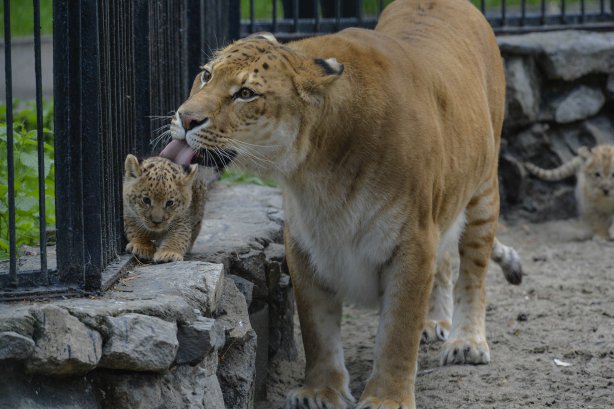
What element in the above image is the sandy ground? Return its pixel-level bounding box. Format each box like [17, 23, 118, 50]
[257, 219, 614, 408]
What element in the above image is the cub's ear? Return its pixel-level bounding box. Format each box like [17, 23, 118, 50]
[124, 154, 142, 179]
[246, 32, 279, 44]
[181, 164, 199, 186]
[577, 146, 593, 160]
[294, 57, 344, 101]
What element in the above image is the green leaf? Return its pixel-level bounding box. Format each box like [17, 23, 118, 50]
[16, 196, 38, 213]
[19, 151, 39, 170]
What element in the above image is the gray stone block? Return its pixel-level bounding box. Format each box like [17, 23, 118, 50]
[0, 332, 34, 361]
[505, 56, 541, 126]
[26, 305, 102, 376]
[555, 86, 605, 124]
[176, 316, 225, 365]
[218, 330, 257, 409]
[498, 30, 614, 80]
[0, 305, 36, 337]
[100, 313, 178, 372]
[229, 274, 255, 307]
[0, 331, 35, 361]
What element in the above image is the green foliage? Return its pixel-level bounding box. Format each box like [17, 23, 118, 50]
[0, 99, 55, 261]
[220, 168, 277, 188]
[0, 0, 53, 38]
[240, 0, 396, 19]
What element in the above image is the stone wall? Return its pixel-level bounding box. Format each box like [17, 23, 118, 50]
[498, 30, 614, 221]
[0, 183, 294, 409]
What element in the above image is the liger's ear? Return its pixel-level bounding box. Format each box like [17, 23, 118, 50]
[124, 154, 141, 179]
[181, 164, 199, 186]
[293, 57, 344, 101]
[246, 32, 279, 44]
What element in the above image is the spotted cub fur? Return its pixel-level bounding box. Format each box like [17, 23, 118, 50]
[525, 145, 614, 240]
[123, 154, 206, 262]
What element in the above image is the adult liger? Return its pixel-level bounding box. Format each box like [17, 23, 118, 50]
[162, 0, 506, 407]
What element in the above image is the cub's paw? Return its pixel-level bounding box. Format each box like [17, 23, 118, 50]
[126, 241, 155, 260]
[356, 397, 415, 409]
[440, 336, 490, 366]
[421, 319, 451, 343]
[153, 250, 184, 263]
[283, 386, 355, 409]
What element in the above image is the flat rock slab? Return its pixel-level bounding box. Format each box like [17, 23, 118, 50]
[498, 30, 614, 80]
[193, 183, 284, 260]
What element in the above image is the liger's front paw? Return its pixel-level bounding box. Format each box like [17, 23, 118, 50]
[126, 241, 155, 260]
[421, 319, 450, 343]
[440, 335, 490, 366]
[283, 386, 355, 409]
[356, 396, 415, 409]
[153, 249, 184, 263]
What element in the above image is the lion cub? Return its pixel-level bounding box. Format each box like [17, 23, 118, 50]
[123, 154, 206, 262]
[525, 145, 614, 240]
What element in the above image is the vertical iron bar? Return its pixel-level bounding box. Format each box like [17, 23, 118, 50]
[33, 0, 48, 280]
[481, 0, 485, 14]
[580, 0, 585, 22]
[313, 0, 319, 32]
[335, 0, 341, 31]
[501, 0, 506, 26]
[273, 0, 278, 32]
[293, 0, 298, 33]
[561, 0, 566, 24]
[521, 0, 526, 26]
[250, 0, 255, 33]
[379, 0, 384, 14]
[3, 0, 17, 284]
[356, 0, 363, 23]
[599, 0, 604, 15]
[540, 0, 545, 25]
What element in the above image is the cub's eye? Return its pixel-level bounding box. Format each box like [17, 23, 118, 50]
[235, 87, 257, 100]
[142, 197, 151, 205]
[200, 69, 212, 86]
[165, 200, 174, 208]
[594, 172, 602, 178]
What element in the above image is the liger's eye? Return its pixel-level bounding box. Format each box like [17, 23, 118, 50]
[142, 197, 151, 205]
[235, 87, 257, 100]
[200, 69, 212, 85]
[165, 200, 174, 208]
[595, 172, 602, 178]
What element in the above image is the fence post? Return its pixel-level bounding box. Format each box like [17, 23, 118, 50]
[53, 0, 103, 290]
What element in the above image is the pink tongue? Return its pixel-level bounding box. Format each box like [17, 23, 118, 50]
[160, 139, 196, 166]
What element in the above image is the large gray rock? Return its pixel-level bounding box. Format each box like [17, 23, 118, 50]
[505, 56, 541, 126]
[498, 31, 614, 80]
[218, 330, 257, 409]
[216, 277, 257, 409]
[100, 313, 178, 372]
[27, 305, 102, 376]
[95, 354, 225, 409]
[176, 316, 225, 365]
[0, 305, 36, 337]
[0, 331, 35, 360]
[111, 261, 225, 316]
[555, 86, 605, 124]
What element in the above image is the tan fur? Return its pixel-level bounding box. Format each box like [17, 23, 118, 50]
[525, 145, 614, 240]
[122, 155, 206, 262]
[169, 0, 506, 407]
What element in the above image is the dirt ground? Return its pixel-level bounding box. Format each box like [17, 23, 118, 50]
[257, 219, 614, 408]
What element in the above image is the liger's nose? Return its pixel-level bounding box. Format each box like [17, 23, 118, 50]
[603, 188, 610, 196]
[178, 112, 208, 131]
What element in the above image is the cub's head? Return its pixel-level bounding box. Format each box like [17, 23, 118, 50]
[166, 32, 344, 176]
[123, 155, 198, 232]
[581, 145, 614, 201]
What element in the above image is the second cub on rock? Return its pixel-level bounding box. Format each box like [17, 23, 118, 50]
[123, 154, 206, 262]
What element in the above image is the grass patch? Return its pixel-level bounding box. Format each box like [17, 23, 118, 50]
[0, 99, 55, 261]
[220, 167, 277, 187]
[0, 0, 53, 38]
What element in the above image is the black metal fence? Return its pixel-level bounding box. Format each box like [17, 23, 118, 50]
[1, 0, 613, 298]
[1, 1, 237, 298]
[240, 0, 614, 40]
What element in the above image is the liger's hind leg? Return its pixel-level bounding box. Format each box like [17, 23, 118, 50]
[441, 179, 499, 365]
[422, 251, 455, 343]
